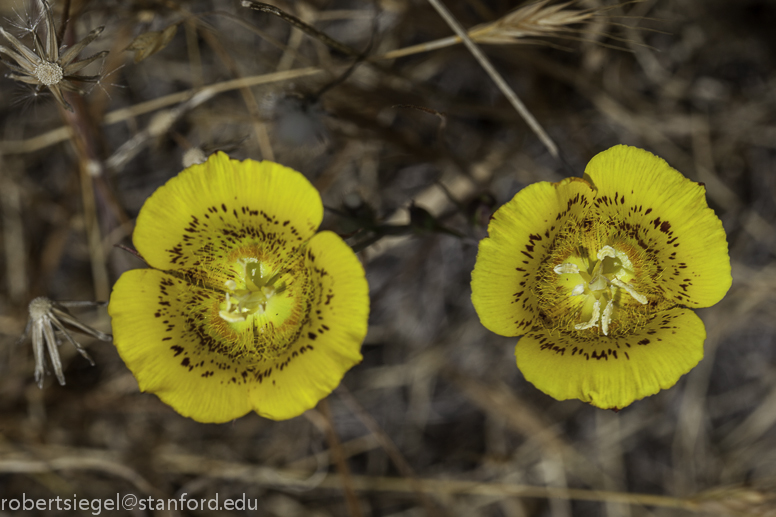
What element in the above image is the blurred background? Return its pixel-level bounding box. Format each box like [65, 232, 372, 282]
[0, 0, 774, 515]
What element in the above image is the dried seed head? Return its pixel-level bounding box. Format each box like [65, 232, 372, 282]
[33, 61, 62, 85]
[0, 0, 107, 111]
[28, 296, 53, 320]
[18, 297, 111, 387]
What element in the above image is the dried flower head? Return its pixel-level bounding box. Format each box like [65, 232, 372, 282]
[0, 0, 108, 111]
[471, 145, 731, 410]
[17, 297, 112, 388]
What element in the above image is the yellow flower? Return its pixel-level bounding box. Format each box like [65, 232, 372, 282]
[108, 152, 369, 423]
[471, 145, 731, 410]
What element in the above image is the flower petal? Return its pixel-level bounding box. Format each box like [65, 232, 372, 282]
[109, 269, 253, 423]
[515, 307, 705, 409]
[471, 177, 593, 337]
[249, 231, 369, 420]
[133, 152, 324, 284]
[585, 145, 731, 308]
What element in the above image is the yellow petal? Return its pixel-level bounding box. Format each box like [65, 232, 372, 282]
[133, 152, 324, 285]
[249, 231, 369, 420]
[585, 145, 731, 308]
[471, 178, 593, 336]
[515, 307, 706, 409]
[109, 269, 253, 423]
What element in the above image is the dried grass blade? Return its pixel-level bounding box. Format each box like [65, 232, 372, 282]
[425, 0, 559, 159]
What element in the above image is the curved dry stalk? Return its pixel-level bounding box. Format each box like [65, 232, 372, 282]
[158, 451, 710, 512]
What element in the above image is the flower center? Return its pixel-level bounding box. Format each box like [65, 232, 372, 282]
[34, 61, 63, 86]
[202, 250, 312, 362]
[553, 245, 647, 335]
[219, 258, 284, 323]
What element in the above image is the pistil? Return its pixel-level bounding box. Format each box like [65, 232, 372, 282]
[219, 258, 283, 323]
[554, 245, 648, 335]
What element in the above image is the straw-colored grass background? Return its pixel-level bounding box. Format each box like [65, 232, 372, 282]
[1, 0, 774, 515]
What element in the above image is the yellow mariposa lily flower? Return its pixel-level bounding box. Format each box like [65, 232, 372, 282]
[109, 152, 369, 423]
[471, 145, 731, 410]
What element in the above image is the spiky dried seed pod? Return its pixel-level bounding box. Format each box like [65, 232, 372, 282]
[0, 0, 108, 111]
[17, 297, 112, 388]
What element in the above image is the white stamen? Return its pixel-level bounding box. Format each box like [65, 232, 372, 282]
[219, 309, 246, 323]
[575, 299, 601, 331]
[601, 299, 614, 335]
[570, 283, 586, 296]
[614, 249, 635, 271]
[596, 245, 616, 261]
[554, 263, 580, 275]
[611, 278, 648, 304]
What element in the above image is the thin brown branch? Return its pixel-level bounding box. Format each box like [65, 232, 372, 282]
[317, 400, 363, 517]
